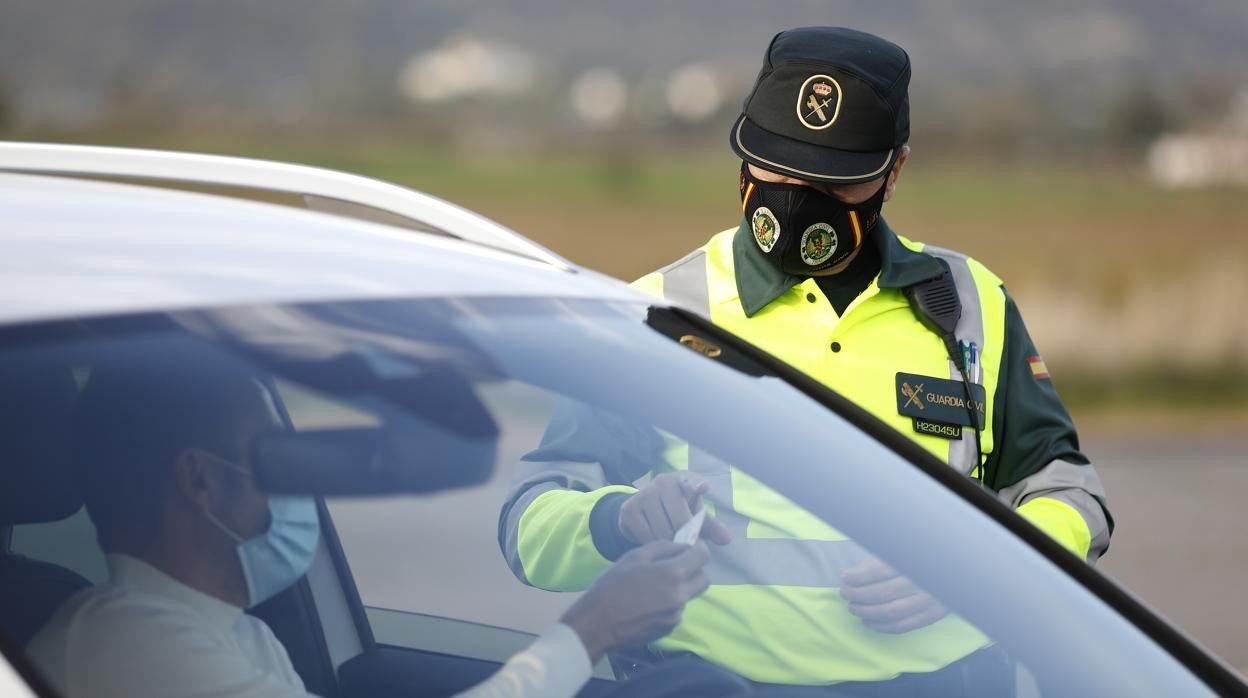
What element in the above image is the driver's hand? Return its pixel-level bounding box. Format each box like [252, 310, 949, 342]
[840, 556, 948, 634]
[618, 472, 732, 546]
[559, 541, 711, 663]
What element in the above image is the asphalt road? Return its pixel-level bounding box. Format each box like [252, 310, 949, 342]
[1088, 432, 1248, 675]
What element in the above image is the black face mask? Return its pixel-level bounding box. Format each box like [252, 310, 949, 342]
[739, 163, 887, 276]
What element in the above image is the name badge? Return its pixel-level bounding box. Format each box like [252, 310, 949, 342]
[896, 372, 986, 431]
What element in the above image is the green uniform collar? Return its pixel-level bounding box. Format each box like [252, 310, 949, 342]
[732, 217, 946, 317]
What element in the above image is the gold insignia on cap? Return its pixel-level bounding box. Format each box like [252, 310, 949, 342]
[796, 75, 843, 131]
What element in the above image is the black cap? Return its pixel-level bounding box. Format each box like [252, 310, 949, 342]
[730, 27, 911, 184]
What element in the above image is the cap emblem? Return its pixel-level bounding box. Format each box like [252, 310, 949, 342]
[796, 75, 843, 131]
[799, 223, 837, 265]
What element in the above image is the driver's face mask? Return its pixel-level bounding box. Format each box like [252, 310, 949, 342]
[739, 163, 887, 276]
[201, 454, 321, 608]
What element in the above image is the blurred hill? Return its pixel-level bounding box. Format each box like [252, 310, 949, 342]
[3, 1, 1248, 160]
[2, 1, 1246, 408]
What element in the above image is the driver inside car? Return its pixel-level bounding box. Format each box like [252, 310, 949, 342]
[26, 341, 712, 698]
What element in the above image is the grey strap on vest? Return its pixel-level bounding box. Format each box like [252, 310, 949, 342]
[657, 250, 712, 318]
[686, 448, 869, 587]
[904, 251, 986, 479]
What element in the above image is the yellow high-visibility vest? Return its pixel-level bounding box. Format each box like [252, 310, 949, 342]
[507, 221, 1099, 685]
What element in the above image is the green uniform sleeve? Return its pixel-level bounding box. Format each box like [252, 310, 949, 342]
[986, 290, 1114, 560]
[985, 291, 1089, 486]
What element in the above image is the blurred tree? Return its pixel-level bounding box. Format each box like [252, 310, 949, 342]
[1104, 82, 1177, 158]
[1178, 77, 1239, 130]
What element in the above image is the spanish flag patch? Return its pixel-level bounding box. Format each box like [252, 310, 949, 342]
[1027, 356, 1051, 380]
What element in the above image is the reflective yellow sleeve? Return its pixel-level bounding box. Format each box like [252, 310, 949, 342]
[631, 272, 664, 299]
[1016, 496, 1092, 560]
[516, 485, 638, 591]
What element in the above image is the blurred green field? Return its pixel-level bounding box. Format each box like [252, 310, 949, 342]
[56, 132, 1248, 285]
[39, 131, 1248, 275]
[29, 131, 1248, 413]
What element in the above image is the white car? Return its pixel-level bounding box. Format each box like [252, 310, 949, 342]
[0, 143, 1242, 697]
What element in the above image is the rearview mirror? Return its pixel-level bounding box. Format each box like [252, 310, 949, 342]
[251, 421, 498, 496]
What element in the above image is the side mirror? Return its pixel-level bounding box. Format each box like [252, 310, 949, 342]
[251, 421, 498, 496]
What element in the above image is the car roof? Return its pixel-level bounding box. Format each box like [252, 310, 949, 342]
[0, 142, 572, 269]
[0, 172, 643, 327]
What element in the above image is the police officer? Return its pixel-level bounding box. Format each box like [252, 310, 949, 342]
[501, 26, 1112, 693]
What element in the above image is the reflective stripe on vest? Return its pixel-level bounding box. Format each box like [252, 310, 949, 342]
[687, 447, 868, 587]
[654, 248, 711, 315]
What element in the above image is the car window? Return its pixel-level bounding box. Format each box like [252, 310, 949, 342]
[278, 377, 588, 667]
[0, 298, 1215, 696]
[316, 381, 570, 634]
[9, 510, 107, 586]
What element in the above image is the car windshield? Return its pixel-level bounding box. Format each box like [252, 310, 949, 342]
[1, 296, 1211, 696]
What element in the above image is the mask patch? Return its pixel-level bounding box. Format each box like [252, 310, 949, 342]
[752, 207, 779, 253]
[799, 223, 837, 266]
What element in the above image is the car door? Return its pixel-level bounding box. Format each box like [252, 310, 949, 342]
[1, 297, 1241, 696]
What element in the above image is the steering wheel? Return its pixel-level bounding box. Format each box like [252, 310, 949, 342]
[602, 656, 751, 698]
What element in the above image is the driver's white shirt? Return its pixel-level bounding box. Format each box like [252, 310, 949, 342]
[26, 554, 592, 698]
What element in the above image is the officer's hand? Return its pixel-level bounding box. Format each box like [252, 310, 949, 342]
[840, 556, 948, 634]
[559, 541, 711, 663]
[618, 472, 732, 546]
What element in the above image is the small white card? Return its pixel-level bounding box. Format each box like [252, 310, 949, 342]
[673, 507, 707, 546]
